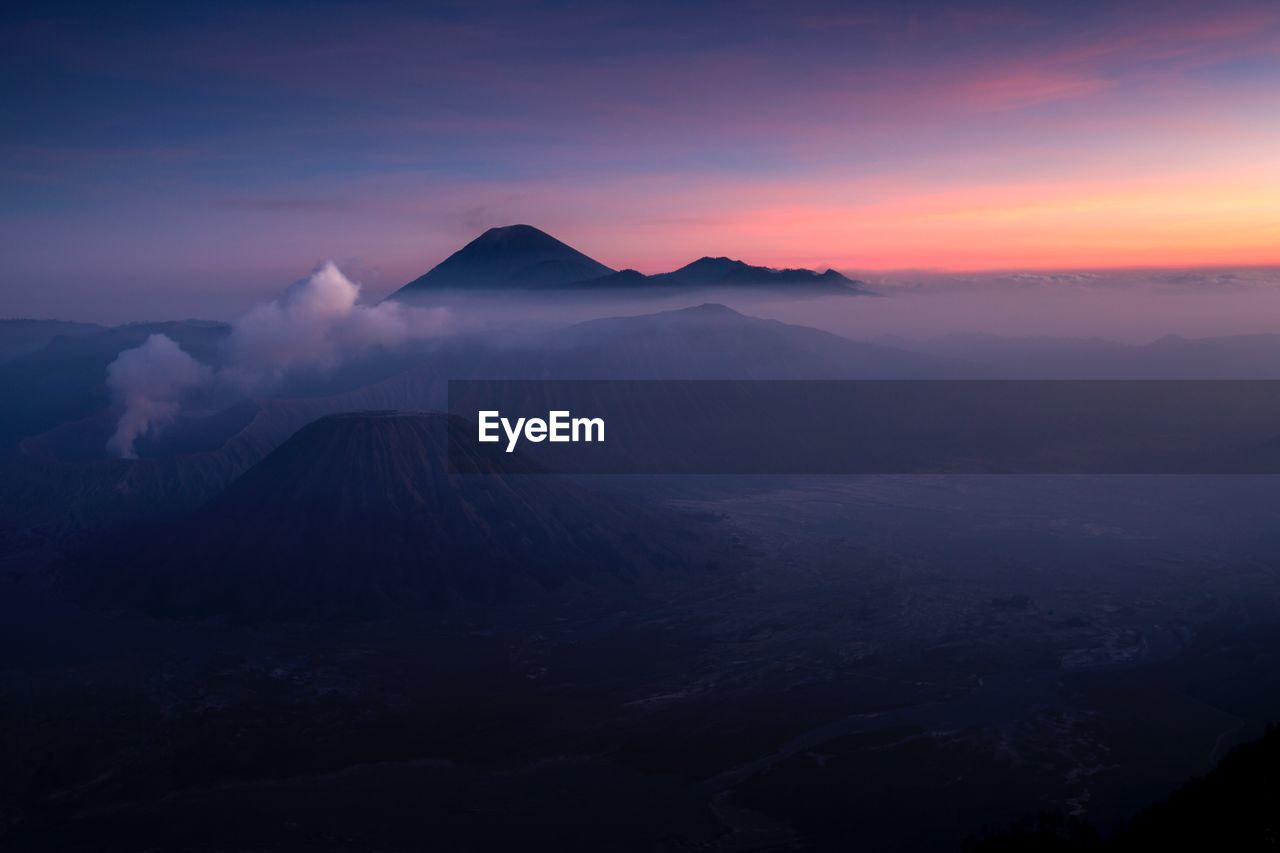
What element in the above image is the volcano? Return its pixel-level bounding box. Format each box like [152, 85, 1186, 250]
[77, 412, 698, 621]
[393, 224, 614, 293]
[391, 225, 870, 295]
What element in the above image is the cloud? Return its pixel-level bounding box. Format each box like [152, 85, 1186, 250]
[105, 333, 212, 458]
[105, 262, 450, 457]
[954, 69, 1110, 111]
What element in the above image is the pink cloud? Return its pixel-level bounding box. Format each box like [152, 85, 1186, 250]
[951, 69, 1112, 111]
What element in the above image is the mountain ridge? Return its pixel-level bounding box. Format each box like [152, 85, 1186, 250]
[391, 225, 870, 295]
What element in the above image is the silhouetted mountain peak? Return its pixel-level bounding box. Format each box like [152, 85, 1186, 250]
[468, 224, 564, 251]
[684, 302, 741, 316]
[393, 225, 614, 294]
[678, 257, 751, 276]
[657, 256, 867, 291]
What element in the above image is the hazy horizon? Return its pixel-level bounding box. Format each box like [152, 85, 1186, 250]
[8, 246, 1280, 345]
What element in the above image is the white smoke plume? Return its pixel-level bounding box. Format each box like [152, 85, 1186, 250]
[221, 261, 447, 391]
[105, 333, 212, 459]
[105, 262, 450, 458]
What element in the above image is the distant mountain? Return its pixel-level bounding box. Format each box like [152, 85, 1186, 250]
[0, 319, 104, 364]
[303, 303, 968, 394]
[532, 303, 962, 377]
[569, 269, 654, 288]
[652, 257, 868, 291]
[75, 412, 701, 621]
[567, 258, 868, 292]
[394, 224, 615, 293]
[392, 226, 869, 294]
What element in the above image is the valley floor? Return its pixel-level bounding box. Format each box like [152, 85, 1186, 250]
[5, 475, 1280, 851]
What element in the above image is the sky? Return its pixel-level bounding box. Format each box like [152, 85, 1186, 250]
[2, 0, 1279, 320]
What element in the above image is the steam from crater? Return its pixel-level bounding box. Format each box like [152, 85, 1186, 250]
[221, 261, 448, 392]
[105, 333, 212, 459]
[105, 262, 450, 458]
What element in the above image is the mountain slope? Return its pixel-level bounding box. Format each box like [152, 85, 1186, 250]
[394, 225, 614, 293]
[75, 412, 699, 620]
[564, 258, 870, 292]
[653, 257, 868, 291]
[971, 724, 1280, 851]
[533, 303, 964, 377]
[302, 303, 969, 393]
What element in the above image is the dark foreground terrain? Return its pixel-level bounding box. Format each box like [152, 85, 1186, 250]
[6, 468, 1280, 850]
